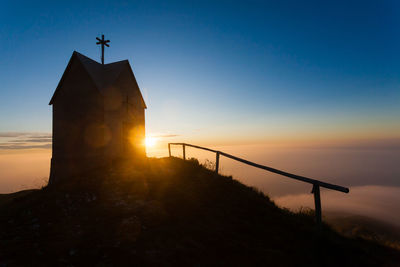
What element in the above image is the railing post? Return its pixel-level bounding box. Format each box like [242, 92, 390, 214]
[168, 143, 171, 157]
[215, 151, 220, 174]
[183, 144, 186, 160]
[312, 184, 322, 231]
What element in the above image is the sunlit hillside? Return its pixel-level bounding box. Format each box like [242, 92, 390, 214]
[0, 158, 399, 266]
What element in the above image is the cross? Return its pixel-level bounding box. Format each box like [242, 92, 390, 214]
[96, 34, 110, 65]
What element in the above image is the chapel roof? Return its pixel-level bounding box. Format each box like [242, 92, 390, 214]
[49, 51, 147, 108]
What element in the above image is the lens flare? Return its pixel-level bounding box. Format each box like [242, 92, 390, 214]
[145, 136, 157, 148]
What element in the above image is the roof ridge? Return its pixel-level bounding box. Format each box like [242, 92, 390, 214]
[73, 51, 102, 65]
[73, 52, 130, 91]
[50, 51, 146, 109]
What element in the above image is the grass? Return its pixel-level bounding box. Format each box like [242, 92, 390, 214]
[0, 157, 399, 266]
[325, 212, 400, 250]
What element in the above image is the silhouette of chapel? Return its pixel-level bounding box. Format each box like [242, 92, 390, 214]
[49, 50, 147, 184]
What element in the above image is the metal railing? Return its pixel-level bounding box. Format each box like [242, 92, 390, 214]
[168, 142, 349, 230]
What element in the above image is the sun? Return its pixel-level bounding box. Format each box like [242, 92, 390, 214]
[145, 136, 158, 148]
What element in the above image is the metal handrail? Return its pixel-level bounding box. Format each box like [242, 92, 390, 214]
[168, 142, 350, 230]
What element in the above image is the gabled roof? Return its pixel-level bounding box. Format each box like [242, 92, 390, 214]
[49, 51, 147, 108]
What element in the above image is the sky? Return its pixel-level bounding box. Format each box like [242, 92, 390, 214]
[1, 0, 399, 143]
[0, 0, 399, 224]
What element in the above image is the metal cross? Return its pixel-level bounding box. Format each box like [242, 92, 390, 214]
[96, 34, 110, 65]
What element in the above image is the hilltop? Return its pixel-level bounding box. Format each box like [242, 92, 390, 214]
[0, 157, 399, 266]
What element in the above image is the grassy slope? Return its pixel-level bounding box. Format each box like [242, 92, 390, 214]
[325, 212, 400, 250]
[0, 157, 399, 266]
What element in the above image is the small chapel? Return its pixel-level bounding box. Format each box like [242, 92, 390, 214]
[49, 37, 147, 184]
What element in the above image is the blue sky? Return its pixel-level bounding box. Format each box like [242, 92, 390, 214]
[1, 0, 399, 144]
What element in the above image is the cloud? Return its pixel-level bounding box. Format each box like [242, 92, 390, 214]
[274, 185, 400, 227]
[0, 132, 31, 137]
[11, 138, 52, 143]
[314, 139, 400, 150]
[0, 132, 52, 150]
[0, 132, 51, 138]
[0, 144, 52, 150]
[29, 134, 52, 138]
[154, 134, 180, 138]
[148, 133, 180, 138]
